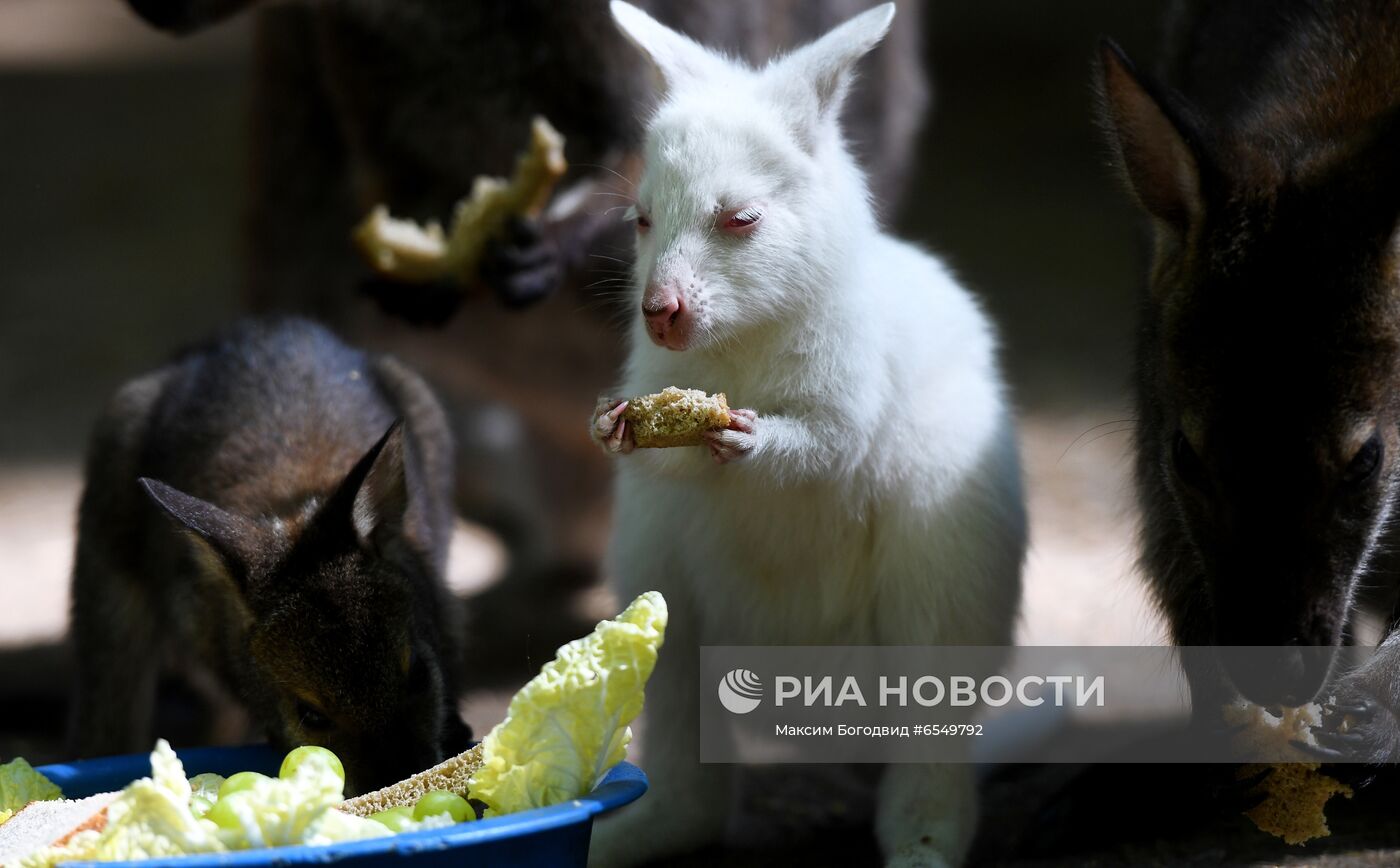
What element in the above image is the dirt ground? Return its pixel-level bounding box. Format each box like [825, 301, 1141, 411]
[2, 2, 1397, 866]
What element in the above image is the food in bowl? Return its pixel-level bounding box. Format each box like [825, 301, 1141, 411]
[0, 591, 666, 866]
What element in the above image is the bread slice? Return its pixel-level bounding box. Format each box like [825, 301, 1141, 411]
[623, 388, 731, 448]
[338, 745, 483, 817]
[1239, 762, 1353, 845]
[0, 792, 118, 865]
[1223, 699, 1325, 761]
[353, 116, 567, 285]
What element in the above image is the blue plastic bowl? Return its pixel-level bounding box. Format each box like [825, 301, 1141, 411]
[37, 746, 646, 868]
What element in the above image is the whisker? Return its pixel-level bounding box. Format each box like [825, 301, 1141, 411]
[1059, 418, 1138, 462]
[575, 162, 637, 191]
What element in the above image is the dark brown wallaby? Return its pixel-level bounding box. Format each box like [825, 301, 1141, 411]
[1100, 0, 1400, 759]
[69, 318, 467, 793]
[123, 0, 928, 322]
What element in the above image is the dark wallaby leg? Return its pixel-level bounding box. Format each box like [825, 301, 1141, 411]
[68, 369, 171, 758]
[69, 554, 162, 758]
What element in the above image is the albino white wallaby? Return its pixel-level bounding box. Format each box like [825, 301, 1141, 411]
[589, 3, 1026, 866]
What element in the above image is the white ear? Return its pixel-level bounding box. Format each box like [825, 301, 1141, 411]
[611, 1, 726, 97]
[773, 3, 895, 120]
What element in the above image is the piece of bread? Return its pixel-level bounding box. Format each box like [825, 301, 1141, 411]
[353, 116, 567, 286]
[338, 745, 483, 817]
[0, 792, 118, 865]
[1223, 700, 1327, 762]
[1239, 762, 1352, 845]
[623, 388, 731, 448]
[1224, 701, 1356, 845]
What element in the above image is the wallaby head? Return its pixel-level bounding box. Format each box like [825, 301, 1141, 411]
[1099, 38, 1400, 704]
[610, 1, 893, 352]
[140, 421, 449, 792]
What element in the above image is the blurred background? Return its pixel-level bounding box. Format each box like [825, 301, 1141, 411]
[6, 0, 1320, 864]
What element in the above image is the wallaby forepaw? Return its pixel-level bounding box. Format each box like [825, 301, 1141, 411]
[1302, 677, 1400, 763]
[479, 216, 561, 308]
[592, 397, 635, 454]
[703, 408, 757, 464]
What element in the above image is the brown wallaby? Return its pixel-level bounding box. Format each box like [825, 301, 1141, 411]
[116, 1, 931, 642]
[125, 1, 927, 319]
[1099, 0, 1400, 760]
[69, 318, 468, 793]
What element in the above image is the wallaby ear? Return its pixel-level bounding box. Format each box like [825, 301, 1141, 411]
[348, 421, 411, 555]
[610, 1, 726, 97]
[773, 3, 895, 124]
[1097, 40, 1202, 231]
[125, 0, 262, 35]
[140, 478, 264, 588]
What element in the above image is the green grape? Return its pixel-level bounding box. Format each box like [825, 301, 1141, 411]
[279, 746, 346, 783]
[413, 790, 472, 823]
[204, 791, 251, 830]
[188, 795, 213, 818]
[218, 771, 269, 799]
[368, 806, 416, 833]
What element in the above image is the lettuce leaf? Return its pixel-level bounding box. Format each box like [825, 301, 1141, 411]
[468, 591, 667, 816]
[0, 758, 61, 819]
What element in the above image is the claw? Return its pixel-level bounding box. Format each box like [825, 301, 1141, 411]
[1314, 728, 1368, 750]
[608, 419, 631, 453]
[595, 400, 628, 436]
[727, 410, 756, 435]
[1291, 737, 1347, 761]
[1217, 766, 1273, 812]
[1326, 698, 1376, 719]
[592, 399, 636, 454]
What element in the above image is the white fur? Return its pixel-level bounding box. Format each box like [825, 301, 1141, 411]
[591, 5, 1026, 866]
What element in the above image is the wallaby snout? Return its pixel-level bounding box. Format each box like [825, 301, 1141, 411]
[1216, 643, 1340, 708]
[642, 284, 688, 350]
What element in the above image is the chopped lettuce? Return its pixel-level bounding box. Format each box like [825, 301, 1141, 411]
[18, 742, 417, 867]
[0, 758, 62, 821]
[186, 773, 224, 804]
[468, 591, 667, 816]
[304, 806, 446, 847]
[22, 741, 224, 867]
[201, 751, 387, 850]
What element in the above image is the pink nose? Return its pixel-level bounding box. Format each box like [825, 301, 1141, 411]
[643, 291, 685, 347]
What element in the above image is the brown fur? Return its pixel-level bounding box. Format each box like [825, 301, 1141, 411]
[69, 319, 467, 793]
[1100, 0, 1400, 729]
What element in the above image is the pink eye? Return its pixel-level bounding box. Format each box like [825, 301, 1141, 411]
[721, 207, 762, 234]
[636, 213, 651, 234]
